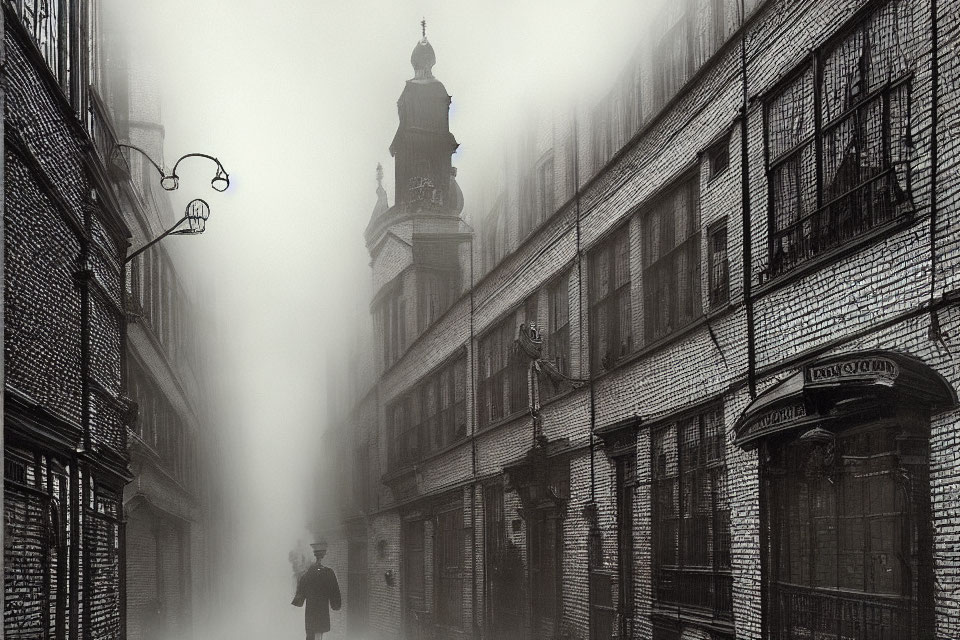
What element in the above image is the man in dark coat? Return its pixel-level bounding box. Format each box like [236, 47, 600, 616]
[291, 540, 341, 639]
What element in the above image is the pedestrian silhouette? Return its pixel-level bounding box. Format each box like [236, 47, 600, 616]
[291, 539, 341, 640]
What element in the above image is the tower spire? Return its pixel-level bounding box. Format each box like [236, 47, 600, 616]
[421, 17, 426, 39]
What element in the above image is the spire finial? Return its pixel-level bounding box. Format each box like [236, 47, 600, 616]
[421, 17, 426, 39]
[376, 162, 384, 187]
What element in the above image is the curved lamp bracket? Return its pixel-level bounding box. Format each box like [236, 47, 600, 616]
[125, 199, 212, 264]
[115, 144, 230, 193]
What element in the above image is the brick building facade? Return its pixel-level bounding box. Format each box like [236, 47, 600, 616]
[321, 1, 960, 639]
[119, 78, 211, 640]
[4, 1, 132, 637]
[3, 2, 215, 638]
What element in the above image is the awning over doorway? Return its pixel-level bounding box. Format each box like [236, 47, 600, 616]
[734, 350, 956, 450]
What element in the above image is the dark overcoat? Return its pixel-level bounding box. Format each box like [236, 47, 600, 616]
[292, 563, 341, 634]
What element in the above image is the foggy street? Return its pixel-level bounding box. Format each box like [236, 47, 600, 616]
[5, 1, 960, 640]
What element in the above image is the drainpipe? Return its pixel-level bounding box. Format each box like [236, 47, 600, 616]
[740, 0, 757, 400]
[927, 0, 941, 339]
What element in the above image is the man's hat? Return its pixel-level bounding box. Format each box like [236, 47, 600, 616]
[310, 539, 329, 554]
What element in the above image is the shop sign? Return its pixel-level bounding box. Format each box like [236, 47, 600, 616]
[739, 401, 808, 443]
[805, 357, 900, 386]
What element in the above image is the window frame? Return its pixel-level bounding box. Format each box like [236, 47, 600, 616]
[650, 402, 732, 618]
[707, 218, 730, 309]
[762, 0, 914, 281]
[477, 312, 526, 427]
[588, 224, 633, 373]
[546, 272, 571, 378]
[641, 173, 702, 344]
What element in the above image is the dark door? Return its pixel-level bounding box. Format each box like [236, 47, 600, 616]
[485, 484, 522, 639]
[529, 507, 559, 640]
[401, 519, 426, 638]
[347, 536, 368, 635]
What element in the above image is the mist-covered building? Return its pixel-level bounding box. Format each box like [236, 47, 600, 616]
[322, 1, 960, 639]
[117, 80, 212, 640]
[4, 1, 132, 637]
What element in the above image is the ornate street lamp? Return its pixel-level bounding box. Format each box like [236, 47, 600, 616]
[116, 144, 230, 192]
[125, 199, 211, 264]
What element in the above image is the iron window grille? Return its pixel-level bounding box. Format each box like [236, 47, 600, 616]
[589, 226, 633, 372]
[651, 404, 732, 618]
[707, 220, 729, 308]
[642, 175, 702, 343]
[763, 0, 914, 280]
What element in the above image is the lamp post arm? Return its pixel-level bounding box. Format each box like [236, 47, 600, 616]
[125, 215, 190, 264]
[115, 143, 166, 178]
[170, 152, 228, 177]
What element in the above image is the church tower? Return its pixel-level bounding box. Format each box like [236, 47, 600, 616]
[389, 21, 460, 212]
[365, 24, 467, 375]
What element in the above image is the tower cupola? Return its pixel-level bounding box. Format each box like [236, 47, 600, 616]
[389, 20, 459, 212]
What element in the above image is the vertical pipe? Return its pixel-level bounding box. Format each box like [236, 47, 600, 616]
[928, 0, 940, 323]
[468, 232, 478, 638]
[740, 0, 756, 400]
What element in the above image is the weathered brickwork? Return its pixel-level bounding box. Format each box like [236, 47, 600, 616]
[4, 5, 131, 639]
[320, 0, 960, 638]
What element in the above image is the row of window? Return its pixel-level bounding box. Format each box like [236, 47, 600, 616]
[128, 247, 195, 367]
[384, 0, 913, 468]
[126, 364, 197, 488]
[388, 357, 467, 468]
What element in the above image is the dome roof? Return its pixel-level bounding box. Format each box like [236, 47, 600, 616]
[411, 37, 436, 79]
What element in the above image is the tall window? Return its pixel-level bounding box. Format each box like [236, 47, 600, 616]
[652, 6, 692, 110]
[378, 286, 406, 369]
[591, 101, 611, 172]
[651, 404, 732, 617]
[11, 0, 65, 83]
[478, 316, 526, 426]
[590, 227, 632, 372]
[547, 274, 570, 377]
[483, 199, 506, 273]
[642, 175, 701, 342]
[389, 398, 416, 468]
[537, 154, 556, 223]
[418, 270, 450, 332]
[764, 0, 913, 279]
[708, 220, 729, 308]
[436, 507, 464, 628]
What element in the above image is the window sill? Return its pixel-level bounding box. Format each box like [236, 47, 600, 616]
[754, 212, 918, 300]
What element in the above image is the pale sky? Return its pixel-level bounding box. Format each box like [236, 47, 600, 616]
[103, 2, 658, 636]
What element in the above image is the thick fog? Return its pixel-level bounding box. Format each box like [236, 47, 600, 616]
[103, 2, 662, 638]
